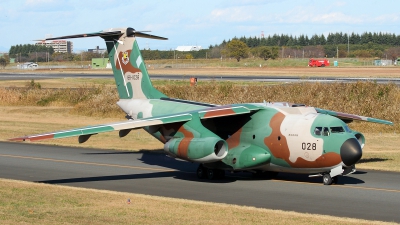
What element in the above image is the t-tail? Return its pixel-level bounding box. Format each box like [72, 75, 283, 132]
[43, 27, 167, 100]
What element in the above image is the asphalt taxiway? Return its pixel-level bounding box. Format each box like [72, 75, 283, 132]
[0, 141, 399, 223]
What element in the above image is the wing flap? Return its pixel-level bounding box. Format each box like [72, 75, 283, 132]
[199, 104, 262, 119]
[10, 113, 192, 142]
[315, 108, 393, 125]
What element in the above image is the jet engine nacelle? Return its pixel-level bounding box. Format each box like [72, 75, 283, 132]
[164, 137, 228, 163]
[353, 131, 365, 149]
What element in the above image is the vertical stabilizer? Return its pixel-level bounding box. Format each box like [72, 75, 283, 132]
[101, 28, 167, 100]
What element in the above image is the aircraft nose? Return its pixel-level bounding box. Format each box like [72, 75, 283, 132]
[340, 138, 362, 166]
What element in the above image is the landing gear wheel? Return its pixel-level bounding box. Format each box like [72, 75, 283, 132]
[197, 164, 206, 179]
[252, 170, 264, 179]
[206, 168, 215, 180]
[323, 174, 333, 185]
[253, 171, 279, 179]
[215, 169, 225, 179]
[265, 171, 279, 179]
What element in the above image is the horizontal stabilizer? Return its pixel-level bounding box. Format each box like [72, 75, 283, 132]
[35, 27, 167, 41]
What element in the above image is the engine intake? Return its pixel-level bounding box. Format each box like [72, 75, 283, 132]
[353, 131, 365, 149]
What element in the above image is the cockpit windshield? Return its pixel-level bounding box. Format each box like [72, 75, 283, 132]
[314, 126, 346, 136]
[330, 126, 345, 133]
[314, 127, 322, 136]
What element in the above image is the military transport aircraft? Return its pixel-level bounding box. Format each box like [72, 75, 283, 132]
[10, 27, 393, 185]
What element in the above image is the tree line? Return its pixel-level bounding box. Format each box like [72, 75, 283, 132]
[221, 32, 400, 48]
[5, 31, 400, 64]
[9, 44, 54, 57]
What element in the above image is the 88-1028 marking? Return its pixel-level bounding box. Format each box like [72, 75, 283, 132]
[302, 142, 316, 150]
[127, 74, 140, 80]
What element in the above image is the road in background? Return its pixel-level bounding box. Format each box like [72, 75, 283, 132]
[1, 73, 400, 85]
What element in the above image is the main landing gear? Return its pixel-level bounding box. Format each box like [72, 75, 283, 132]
[197, 164, 225, 180]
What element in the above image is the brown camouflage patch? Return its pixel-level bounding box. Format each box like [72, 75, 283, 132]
[176, 126, 194, 159]
[292, 152, 342, 168]
[226, 128, 242, 150]
[203, 107, 236, 119]
[264, 112, 290, 160]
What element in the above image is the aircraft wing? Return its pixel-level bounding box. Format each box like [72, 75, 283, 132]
[9, 104, 262, 143]
[9, 113, 192, 142]
[315, 108, 393, 125]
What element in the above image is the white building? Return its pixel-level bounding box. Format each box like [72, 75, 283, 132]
[88, 46, 107, 54]
[175, 46, 202, 51]
[36, 40, 73, 53]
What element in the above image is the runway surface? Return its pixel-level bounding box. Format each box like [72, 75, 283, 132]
[1, 141, 399, 222]
[1, 72, 400, 84]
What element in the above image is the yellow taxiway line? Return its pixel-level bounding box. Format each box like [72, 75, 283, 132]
[1, 153, 400, 193]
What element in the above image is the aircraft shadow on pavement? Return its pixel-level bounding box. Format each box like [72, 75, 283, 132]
[353, 170, 368, 174]
[264, 173, 365, 185]
[76, 149, 365, 185]
[358, 157, 389, 163]
[38, 171, 182, 184]
[82, 149, 165, 155]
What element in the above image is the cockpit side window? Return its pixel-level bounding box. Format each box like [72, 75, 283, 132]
[322, 127, 330, 136]
[330, 126, 345, 133]
[344, 125, 351, 133]
[314, 127, 322, 136]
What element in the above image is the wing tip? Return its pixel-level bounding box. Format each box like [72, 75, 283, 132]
[8, 137, 28, 142]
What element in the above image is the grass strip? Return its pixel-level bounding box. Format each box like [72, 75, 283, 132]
[0, 178, 396, 225]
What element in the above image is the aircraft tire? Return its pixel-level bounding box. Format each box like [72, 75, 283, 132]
[323, 174, 333, 185]
[216, 169, 225, 179]
[266, 171, 279, 178]
[206, 168, 215, 180]
[197, 164, 206, 179]
[253, 171, 279, 179]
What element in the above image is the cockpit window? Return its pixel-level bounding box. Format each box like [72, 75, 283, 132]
[314, 127, 322, 136]
[322, 127, 330, 136]
[330, 127, 345, 133]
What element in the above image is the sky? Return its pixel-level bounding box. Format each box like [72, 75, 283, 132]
[0, 0, 399, 52]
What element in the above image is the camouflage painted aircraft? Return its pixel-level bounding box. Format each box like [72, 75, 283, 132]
[10, 27, 393, 185]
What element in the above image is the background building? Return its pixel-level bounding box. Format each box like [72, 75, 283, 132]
[88, 46, 107, 54]
[176, 46, 202, 51]
[36, 40, 73, 53]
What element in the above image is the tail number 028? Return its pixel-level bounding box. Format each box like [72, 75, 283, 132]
[302, 142, 316, 150]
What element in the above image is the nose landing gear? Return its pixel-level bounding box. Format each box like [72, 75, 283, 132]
[322, 173, 339, 185]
